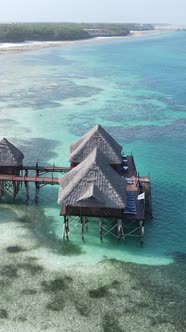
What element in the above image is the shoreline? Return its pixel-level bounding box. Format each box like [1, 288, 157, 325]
[0, 29, 178, 53]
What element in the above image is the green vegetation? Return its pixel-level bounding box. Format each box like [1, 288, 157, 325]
[0, 22, 154, 43]
[0, 23, 90, 42]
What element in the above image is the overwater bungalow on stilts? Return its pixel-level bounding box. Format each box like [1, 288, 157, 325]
[58, 125, 152, 245]
[0, 125, 152, 245]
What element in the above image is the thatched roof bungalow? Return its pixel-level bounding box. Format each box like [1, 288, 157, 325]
[69, 124, 123, 168]
[0, 138, 24, 174]
[58, 148, 127, 218]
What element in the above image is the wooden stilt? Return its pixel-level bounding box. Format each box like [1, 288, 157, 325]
[117, 219, 124, 240]
[24, 181, 29, 203]
[99, 219, 103, 241]
[84, 217, 88, 231]
[16, 181, 20, 195]
[0, 181, 5, 199]
[81, 216, 85, 240]
[35, 182, 40, 204]
[0, 181, 2, 201]
[140, 220, 144, 247]
[36, 162, 39, 177]
[66, 217, 69, 240]
[62, 215, 66, 240]
[13, 181, 16, 201]
[63, 216, 69, 240]
[149, 188, 153, 218]
[0, 180, 4, 200]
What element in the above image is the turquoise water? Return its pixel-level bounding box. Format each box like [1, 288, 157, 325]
[0, 31, 186, 266]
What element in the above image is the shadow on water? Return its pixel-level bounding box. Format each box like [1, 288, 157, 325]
[15, 205, 83, 256]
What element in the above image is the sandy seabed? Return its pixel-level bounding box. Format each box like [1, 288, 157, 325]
[0, 205, 185, 332]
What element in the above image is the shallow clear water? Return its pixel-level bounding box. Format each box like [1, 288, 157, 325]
[0, 31, 186, 266]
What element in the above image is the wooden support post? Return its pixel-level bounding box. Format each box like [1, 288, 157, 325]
[0, 180, 4, 200]
[12, 181, 16, 201]
[84, 217, 88, 231]
[99, 219, 103, 241]
[0, 181, 5, 199]
[0, 181, 2, 201]
[62, 216, 66, 240]
[63, 215, 69, 240]
[35, 182, 40, 204]
[81, 217, 85, 240]
[140, 220, 144, 247]
[117, 219, 124, 240]
[149, 188, 153, 218]
[24, 181, 29, 203]
[36, 162, 39, 177]
[66, 217, 69, 240]
[16, 181, 20, 195]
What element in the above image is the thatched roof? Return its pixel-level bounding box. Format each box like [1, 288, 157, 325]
[0, 138, 24, 166]
[58, 148, 127, 209]
[69, 124, 123, 165]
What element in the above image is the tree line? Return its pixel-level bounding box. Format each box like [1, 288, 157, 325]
[0, 23, 154, 43]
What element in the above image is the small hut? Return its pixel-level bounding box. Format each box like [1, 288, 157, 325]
[0, 138, 24, 175]
[69, 124, 123, 170]
[58, 148, 127, 218]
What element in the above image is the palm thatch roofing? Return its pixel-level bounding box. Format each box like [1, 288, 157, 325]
[69, 124, 123, 165]
[0, 138, 24, 166]
[58, 148, 127, 209]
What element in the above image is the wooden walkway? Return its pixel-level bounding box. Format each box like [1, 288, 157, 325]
[0, 164, 68, 202]
[21, 165, 69, 173]
[0, 174, 59, 184]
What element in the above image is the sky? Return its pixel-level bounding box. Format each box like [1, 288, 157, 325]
[0, 0, 185, 25]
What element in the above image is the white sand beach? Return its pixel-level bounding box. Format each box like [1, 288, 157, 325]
[0, 29, 178, 53]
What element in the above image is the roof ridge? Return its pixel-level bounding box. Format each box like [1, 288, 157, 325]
[69, 124, 122, 164]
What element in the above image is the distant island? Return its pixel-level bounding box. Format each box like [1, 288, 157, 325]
[0, 23, 154, 43]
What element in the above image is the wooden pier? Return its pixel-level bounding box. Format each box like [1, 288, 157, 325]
[0, 164, 69, 203]
[21, 165, 69, 174]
